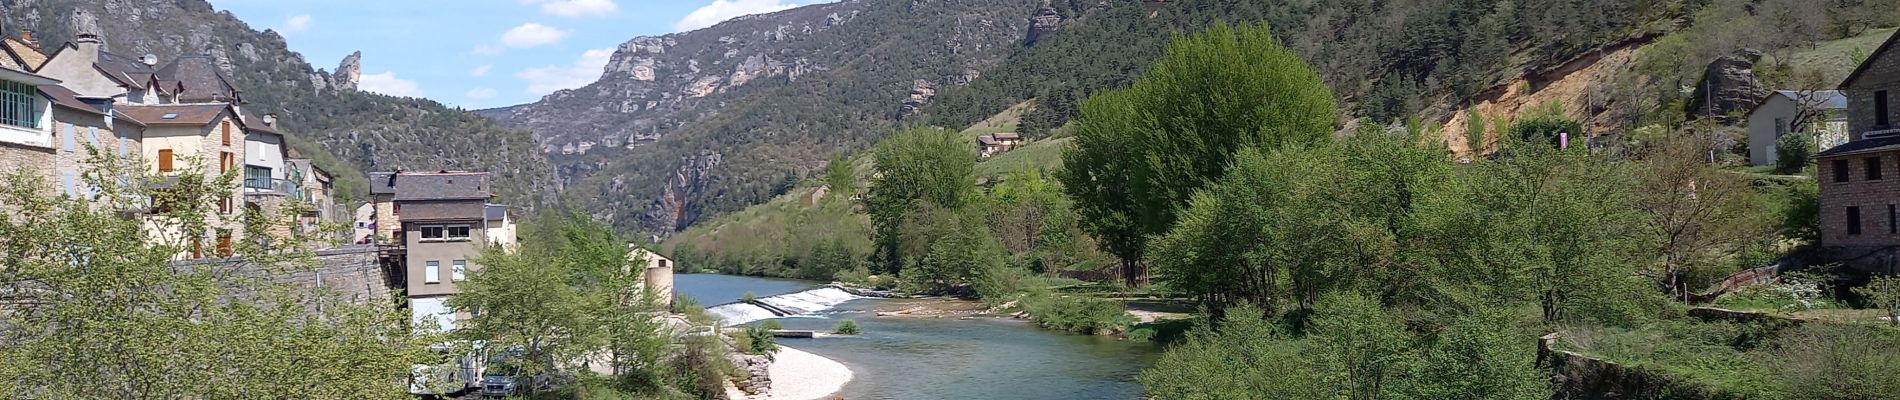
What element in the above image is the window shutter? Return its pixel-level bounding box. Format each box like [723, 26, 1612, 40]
[158, 149, 174, 172]
[85, 127, 98, 147]
[61, 124, 74, 151]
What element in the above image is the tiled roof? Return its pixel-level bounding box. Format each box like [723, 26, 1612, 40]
[1773, 90, 1848, 110]
[1815, 136, 1900, 159]
[240, 110, 279, 134]
[94, 50, 157, 90]
[398, 200, 487, 222]
[37, 84, 103, 115]
[116, 103, 232, 126]
[1, 37, 46, 70]
[375, 172, 493, 201]
[155, 56, 238, 102]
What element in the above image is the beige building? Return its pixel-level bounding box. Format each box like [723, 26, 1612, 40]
[630, 247, 675, 306]
[372, 171, 513, 332]
[118, 103, 247, 256]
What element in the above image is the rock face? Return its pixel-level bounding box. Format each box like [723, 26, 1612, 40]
[1025, 1, 1063, 46]
[726, 353, 772, 396]
[483, 0, 1044, 234]
[1688, 48, 1769, 125]
[333, 51, 362, 91]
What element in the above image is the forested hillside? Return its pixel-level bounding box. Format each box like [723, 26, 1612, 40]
[1, 0, 558, 206]
[497, 0, 1776, 236]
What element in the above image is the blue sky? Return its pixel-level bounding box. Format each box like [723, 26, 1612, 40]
[205, 0, 832, 110]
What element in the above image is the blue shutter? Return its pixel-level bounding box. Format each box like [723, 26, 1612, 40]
[61, 124, 75, 151]
[86, 127, 98, 147]
[62, 171, 76, 196]
[117, 137, 129, 157]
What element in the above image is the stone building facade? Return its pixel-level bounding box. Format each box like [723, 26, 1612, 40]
[1815, 30, 1900, 273]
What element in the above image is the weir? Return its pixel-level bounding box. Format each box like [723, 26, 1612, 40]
[705, 286, 863, 325]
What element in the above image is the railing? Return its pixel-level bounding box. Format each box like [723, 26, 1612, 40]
[243, 178, 301, 200]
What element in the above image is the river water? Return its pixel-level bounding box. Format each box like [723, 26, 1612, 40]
[673, 274, 1161, 400]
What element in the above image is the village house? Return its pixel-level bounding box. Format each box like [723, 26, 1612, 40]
[369, 171, 516, 331]
[1813, 30, 1900, 273]
[116, 102, 248, 255]
[630, 247, 676, 307]
[286, 155, 338, 230]
[977, 132, 1023, 158]
[1747, 90, 1849, 166]
[0, 65, 60, 183]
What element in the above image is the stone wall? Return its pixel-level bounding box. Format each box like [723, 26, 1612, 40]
[180, 244, 398, 305]
[0, 141, 54, 184]
[1845, 37, 1900, 137]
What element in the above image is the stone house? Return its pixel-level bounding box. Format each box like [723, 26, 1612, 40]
[43, 84, 145, 202]
[117, 103, 248, 256]
[977, 132, 1023, 158]
[630, 247, 676, 307]
[372, 171, 511, 332]
[1747, 90, 1848, 166]
[1813, 30, 1900, 273]
[0, 66, 59, 185]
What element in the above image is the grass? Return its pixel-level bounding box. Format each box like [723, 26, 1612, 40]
[976, 137, 1072, 179]
[959, 101, 1036, 139]
[1556, 320, 1792, 399]
[1781, 28, 1897, 84]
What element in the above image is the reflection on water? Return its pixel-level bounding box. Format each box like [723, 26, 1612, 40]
[673, 274, 1160, 400]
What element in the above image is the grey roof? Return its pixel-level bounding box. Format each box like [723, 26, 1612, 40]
[993, 132, 1021, 140]
[1815, 136, 1900, 159]
[377, 172, 492, 201]
[38, 84, 103, 115]
[155, 56, 238, 102]
[1774, 90, 1848, 110]
[976, 135, 998, 145]
[93, 50, 156, 89]
[485, 204, 509, 221]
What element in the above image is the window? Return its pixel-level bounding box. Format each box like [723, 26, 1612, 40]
[157, 149, 174, 172]
[1834, 159, 1851, 182]
[0, 80, 41, 129]
[1878, 90, 1892, 127]
[420, 226, 446, 241]
[1889, 204, 1896, 234]
[446, 225, 471, 241]
[219, 197, 232, 215]
[245, 166, 272, 189]
[425, 260, 440, 283]
[219, 152, 234, 173]
[1775, 117, 1787, 136]
[1869, 157, 1884, 180]
[216, 230, 233, 257]
[452, 260, 466, 281]
[1849, 206, 1863, 235]
[221, 120, 232, 145]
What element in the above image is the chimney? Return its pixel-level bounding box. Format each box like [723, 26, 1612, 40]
[262, 113, 277, 128]
[18, 30, 36, 49]
[72, 31, 102, 72]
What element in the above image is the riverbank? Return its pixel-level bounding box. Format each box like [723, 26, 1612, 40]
[766, 346, 852, 400]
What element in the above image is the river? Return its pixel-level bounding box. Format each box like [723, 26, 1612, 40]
[673, 274, 1161, 400]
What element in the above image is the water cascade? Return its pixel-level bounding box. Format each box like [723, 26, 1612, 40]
[706, 286, 862, 325]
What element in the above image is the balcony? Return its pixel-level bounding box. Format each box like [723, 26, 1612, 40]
[243, 178, 301, 200]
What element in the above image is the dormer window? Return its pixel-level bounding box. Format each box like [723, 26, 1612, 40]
[0, 80, 42, 129]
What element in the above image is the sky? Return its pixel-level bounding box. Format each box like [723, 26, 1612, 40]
[204, 0, 834, 110]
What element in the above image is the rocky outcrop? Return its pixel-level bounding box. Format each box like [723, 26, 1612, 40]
[898, 79, 936, 119]
[333, 51, 362, 91]
[644, 151, 723, 232]
[1687, 48, 1768, 125]
[1025, 1, 1063, 46]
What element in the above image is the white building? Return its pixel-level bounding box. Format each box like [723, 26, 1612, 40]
[1748, 90, 1850, 166]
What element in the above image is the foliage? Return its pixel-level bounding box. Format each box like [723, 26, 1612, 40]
[901, 208, 1008, 295]
[1775, 132, 1816, 173]
[1633, 135, 1776, 300]
[869, 127, 976, 273]
[1764, 323, 1900, 399]
[832, 320, 862, 335]
[1139, 303, 1331, 399]
[1505, 103, 1584, 149]
[0, 155, 428, 398]
[823, 154, 855, 197]
[741, 291, 758, 303]
[1061, 22, 1335, 286]
[1718, 275, 1840, 313]
[665, 186, 871, 280]
[1854, 276, 1900, 327]
[1020, 292, 1137, 335]
[742, 326, 779, 359]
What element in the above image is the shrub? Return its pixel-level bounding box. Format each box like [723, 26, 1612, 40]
[759, 319, 784, 331]
[1021, 293, 1135, 335]
[742, 326, 778, 360]
[1774, 132, 1815, 173]
[740, 291, 757, 303]
[832, 320, 862, 335]
[1766, 323, 1900, 399]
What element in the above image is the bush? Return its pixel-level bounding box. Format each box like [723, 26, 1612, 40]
[759, 319, 783, 331]
[1716, 276, 1839, 313]
[1508, 116, 1584, 149]
[742, 326, 778, 360]
[740, 291, 757, 303]
[1766, 323, 1900, 399]
[1774, 132, 1815, 173]
[832, 320, 862, 335]
[1021, 293, 1135, 335]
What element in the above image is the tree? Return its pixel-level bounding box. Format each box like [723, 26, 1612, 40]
[1633, 136, 1773, 300]
[0, 152, 427, 398]
[1062, 22, 1336, 287]
[1138, 303, 1330, 399]
[1856, 276, 1900, 327]
[868, 127, 975, 273]
[823, 154, 854, 198]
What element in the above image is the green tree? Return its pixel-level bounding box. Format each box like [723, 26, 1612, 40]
[823, 154, 855, 197]
[1310, 292, 1416, 400]
[1061, 22, 1336, 287]
[1856, 276, 1900, 327]
[1407, 311, 1550, 400]
[1465, 110, 1488, 157]
[868, 127, 975, 273]
[0, 153, 427, 398]
[1138, 303, 1330, 399]
[1775, 132, 1816, 174]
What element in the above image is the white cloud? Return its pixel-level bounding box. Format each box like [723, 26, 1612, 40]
[515, 48, 614, 95]
[674, 0, 800, 32]
[281, 15, 313, 33]
[522, 0, 618, 17]
[358, 71, 424, 98]
[465, 87, 499, 100]
[470, 64, 493, 77]
[500, 23, 570, 48]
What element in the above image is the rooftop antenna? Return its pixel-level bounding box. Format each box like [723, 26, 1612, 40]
[140, 54, 157, 66]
